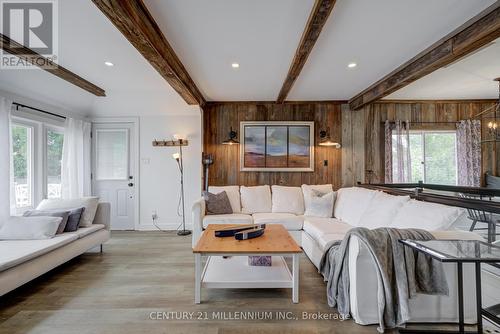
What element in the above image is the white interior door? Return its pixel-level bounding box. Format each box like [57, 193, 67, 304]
[92, 123, 136, 230]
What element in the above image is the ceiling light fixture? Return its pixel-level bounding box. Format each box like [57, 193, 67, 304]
[104, 61, 114, 67]
[231, 63, 240, 69]
[347, 62, 357, 68]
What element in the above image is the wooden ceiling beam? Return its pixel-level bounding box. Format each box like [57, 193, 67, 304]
[349, 3, 500, 111]
[276, 0, 337, 104]
[92, 0, 205, 106]
[0, 33, 106, 97]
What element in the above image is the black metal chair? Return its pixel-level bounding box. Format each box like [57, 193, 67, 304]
[458, 193, 499, 243]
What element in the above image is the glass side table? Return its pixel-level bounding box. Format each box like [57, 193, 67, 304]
[399, 239, 500, 334]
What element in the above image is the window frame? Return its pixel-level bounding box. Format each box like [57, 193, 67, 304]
[11, 120, 36, 212]
[11, 108, 64, 213]
[407, 129, 458, 185]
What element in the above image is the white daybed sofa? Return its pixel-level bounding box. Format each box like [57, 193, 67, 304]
[192, 185, 484, 325]
[0, 202, 111, 297]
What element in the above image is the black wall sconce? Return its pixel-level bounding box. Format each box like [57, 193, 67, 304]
[319, 128, 341, 148]
[222, 127, 239, 145]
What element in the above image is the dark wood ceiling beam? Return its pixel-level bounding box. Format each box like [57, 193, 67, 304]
[349, 3, 500, 110]
[92, 0, 205, 106]
[0, 33, 106, 97]
[276, 0, 337, 103]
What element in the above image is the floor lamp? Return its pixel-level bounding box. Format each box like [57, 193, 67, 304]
[172, 139, 191, 236]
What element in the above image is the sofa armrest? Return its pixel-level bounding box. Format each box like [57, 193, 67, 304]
[93, 202, 111, 231]
[192, 198, 205, 248]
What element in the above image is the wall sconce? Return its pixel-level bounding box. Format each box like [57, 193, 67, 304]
[222, 127, 239, 145]
[319, 128, 341, 148]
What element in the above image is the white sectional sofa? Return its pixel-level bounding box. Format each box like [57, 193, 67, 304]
[192, 185, 484, 325]
[0, 202, 111, 296]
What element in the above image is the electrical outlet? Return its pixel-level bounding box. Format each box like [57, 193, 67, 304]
[323, 160, 328, 166]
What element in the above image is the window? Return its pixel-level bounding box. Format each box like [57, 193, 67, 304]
[392, 131, 457, 185]
[11, 111, 64, 211]
[12, 123, 33, 208]
[46, 128, 64, 199]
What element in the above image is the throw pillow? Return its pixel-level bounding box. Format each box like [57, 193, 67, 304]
[304, 190, 335, 218]
[203, 191, 233, 215]
[207, 186, 241, 213]
[64, 207, 85, 232]
[37, 197, 98, 227]
[23, 210, 70, 234]
[0, 216, 62, 240]
[302, 184, 334, 217]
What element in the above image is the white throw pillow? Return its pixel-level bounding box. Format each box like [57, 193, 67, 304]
[334, 187, 378, 225]
[37, 197, 99, 227]
[302, 184, 334, 217]
[390, 199, 463, 231]
[303, 190, 335, 218]
[271, 186, 304, 215]
[208, 186, 241, 213]
[0, 216, 61, 240]
[240, 185, 272, 214]
[357, 191, 410, 228]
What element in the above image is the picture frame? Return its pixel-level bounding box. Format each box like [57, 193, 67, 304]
[239, 121, 314, 172]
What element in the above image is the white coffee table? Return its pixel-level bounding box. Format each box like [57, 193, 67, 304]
[192, 224, 302, 304]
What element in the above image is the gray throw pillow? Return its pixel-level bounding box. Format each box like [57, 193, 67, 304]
[23, 210, 70, 234]
[203, 191, 233, 215]
[63, 207, 85, 232]
[485, 173, 500, 189]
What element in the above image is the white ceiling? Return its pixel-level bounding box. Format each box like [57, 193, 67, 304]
[0, 0, 199, 117]
[0, 0, 497, 114]
[287, 0, 497, 101]
[145, 0, 315, 101]
[385, 38, 500, 100]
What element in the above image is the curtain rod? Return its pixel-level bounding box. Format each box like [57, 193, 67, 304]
[13, 102, 66, 120]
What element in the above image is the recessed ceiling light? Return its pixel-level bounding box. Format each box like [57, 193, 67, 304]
[347, 62, 357, 68]
[231, 63, 240, 69]
[104, 61, 114, 67]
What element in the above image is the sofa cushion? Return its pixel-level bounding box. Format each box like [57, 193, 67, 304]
[202, 214, 253, 229]
[317, 233, 347, 252]
[208, 186, 241, 213]
[0, 216, 62, 240]
[252, 213, 304, 230]
[390, 199, 463, 231]
[203, 191, 233, 215]
[0, 233, 78, 272]
[271, 186, 304, 215]
[302, 184, 334, 217]
[357, 192, 410, 229]
[240, 185, 272, 214]
[23, 209, 70, 234]
[303, 217, 353, 241]
[66, 224, 106, 239]
[37, 197, 99, 227]
[334, 187, 378, 225]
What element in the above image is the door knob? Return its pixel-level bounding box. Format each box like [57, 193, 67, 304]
[128, 183, 134, 187]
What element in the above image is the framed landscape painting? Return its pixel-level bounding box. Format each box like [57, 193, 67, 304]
[240, 121, 314, 172]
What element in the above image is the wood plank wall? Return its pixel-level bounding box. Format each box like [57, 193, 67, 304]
[203, 102, 342, 189]
[341, 100, 498, 186]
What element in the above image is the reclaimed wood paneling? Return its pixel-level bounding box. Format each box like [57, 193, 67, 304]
[346, 100, 498, 185]
[203, 102, 342, 189]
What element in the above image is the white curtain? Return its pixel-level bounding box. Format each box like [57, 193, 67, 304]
[0, 97, 15, 222]
[456, 120, 481, 187]
[385, 120, 412, 183]
[61, 118, 92, 199]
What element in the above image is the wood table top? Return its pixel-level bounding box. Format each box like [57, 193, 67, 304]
[193, 224, 302, 254]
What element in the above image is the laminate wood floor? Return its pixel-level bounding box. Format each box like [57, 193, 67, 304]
[0, 232, 401, 334]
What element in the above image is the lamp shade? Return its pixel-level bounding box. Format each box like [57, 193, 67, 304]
[319, 129, 341, 148]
